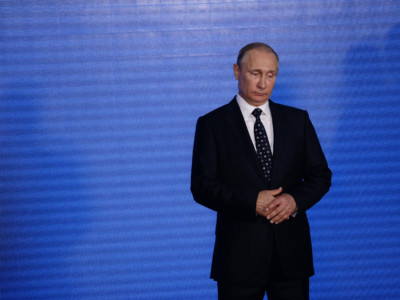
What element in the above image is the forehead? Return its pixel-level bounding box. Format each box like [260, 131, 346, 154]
[242, 49, 278, 70]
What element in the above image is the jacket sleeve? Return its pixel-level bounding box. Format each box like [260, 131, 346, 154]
[190, 116, 259, 217]
[289, 111, 332, 212]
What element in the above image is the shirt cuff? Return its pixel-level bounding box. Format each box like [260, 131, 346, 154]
[291, 207, 298, 218]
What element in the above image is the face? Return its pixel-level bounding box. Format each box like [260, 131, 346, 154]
[233, 49, 278, 106]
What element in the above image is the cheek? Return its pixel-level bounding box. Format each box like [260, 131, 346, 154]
[240, 78, 250, 90]
[244, 78, 256, 89]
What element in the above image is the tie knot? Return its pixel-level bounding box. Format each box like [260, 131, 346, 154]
[252, 108, 262, 118]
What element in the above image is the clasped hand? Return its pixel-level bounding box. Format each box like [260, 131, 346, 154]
[256, 187, 297, 224]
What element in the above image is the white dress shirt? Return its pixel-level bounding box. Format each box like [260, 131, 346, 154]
[237, 94, 298, 216]
[236, 94, 274, 154]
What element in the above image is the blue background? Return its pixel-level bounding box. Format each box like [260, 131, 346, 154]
[1, 1, 399, 299]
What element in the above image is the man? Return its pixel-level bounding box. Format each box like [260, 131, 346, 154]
[191, 42, 332, 300]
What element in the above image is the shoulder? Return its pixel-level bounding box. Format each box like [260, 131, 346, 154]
[198, 98, 237, 122]
[270, 100, 306, 115]
[270, 100, 309, 122]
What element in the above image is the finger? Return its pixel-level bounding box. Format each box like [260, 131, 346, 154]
[272, 214, 290, 224]
[270, 212, 290, 224]
[270, 187, 283, 196]
[266, 195, 286, 212]
[267, 203, 285, 220]
[265, 199, 280, 213]
[256, 205, 269, 218]
[269, 205, 291, 223]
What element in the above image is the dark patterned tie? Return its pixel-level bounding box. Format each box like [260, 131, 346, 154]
[252, 108, 273, 182]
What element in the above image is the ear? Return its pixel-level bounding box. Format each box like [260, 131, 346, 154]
[233, 64, 240, 80]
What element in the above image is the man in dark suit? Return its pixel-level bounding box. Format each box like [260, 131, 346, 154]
[191, 42, 332, 300]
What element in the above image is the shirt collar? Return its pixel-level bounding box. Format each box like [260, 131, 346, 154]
[236, 94, 272, 120]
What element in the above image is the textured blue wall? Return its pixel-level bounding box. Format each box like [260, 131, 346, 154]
[1, 1, 399, 299]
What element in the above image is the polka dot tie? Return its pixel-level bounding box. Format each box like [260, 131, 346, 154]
[252, 108, 272, 182]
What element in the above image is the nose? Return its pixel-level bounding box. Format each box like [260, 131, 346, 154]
[258, 75, 267, 89]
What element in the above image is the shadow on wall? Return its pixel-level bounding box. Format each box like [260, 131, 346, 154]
[337, 22, 400, 185]
[328, 21, 400, 297]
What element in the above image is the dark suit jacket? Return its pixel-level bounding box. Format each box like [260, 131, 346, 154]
[191, 97, 332, 283]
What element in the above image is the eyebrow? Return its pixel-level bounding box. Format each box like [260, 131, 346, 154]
[249, 68, 277, 74]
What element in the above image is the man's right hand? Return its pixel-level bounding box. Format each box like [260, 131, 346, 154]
[255, 187, 282, 218]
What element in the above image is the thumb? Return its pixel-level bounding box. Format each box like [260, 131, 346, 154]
[271, 187, 283, 196]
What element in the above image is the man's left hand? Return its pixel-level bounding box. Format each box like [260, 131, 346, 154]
[265, 193, 297, 224]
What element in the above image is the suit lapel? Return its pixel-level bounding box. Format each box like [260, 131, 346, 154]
[224, 98, 267, 182]
[269, 100, 285, 187]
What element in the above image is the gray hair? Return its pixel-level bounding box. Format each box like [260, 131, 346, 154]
[236, 42, 279, 70]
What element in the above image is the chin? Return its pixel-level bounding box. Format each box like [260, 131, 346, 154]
[252, 97, 269, 104]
